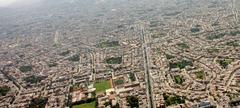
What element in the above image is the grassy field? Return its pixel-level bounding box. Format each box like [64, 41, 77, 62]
[174, 75, 184, 85]
[195, 71, 205, 79]
[163, 94, 185, 106]
[98, 41, 119, 48]
[114, 79, 124, 86]
[105, 57, 122, 64]
[170, 60, 193, 69]
[19, 65, 32, 73]
[177, 43, 189, 49]
[94, 80, 111, 93]
[72, 101, 96, 108]
[217, 58, 233, 69]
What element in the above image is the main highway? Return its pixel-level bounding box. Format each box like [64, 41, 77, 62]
[139, 22, 155, 108]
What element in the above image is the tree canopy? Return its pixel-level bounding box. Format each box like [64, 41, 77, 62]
[126, 96, 139, 108]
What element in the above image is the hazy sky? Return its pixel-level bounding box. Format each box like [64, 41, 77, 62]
[0, 0, 17, 7]
[0, 0, 45, 7]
